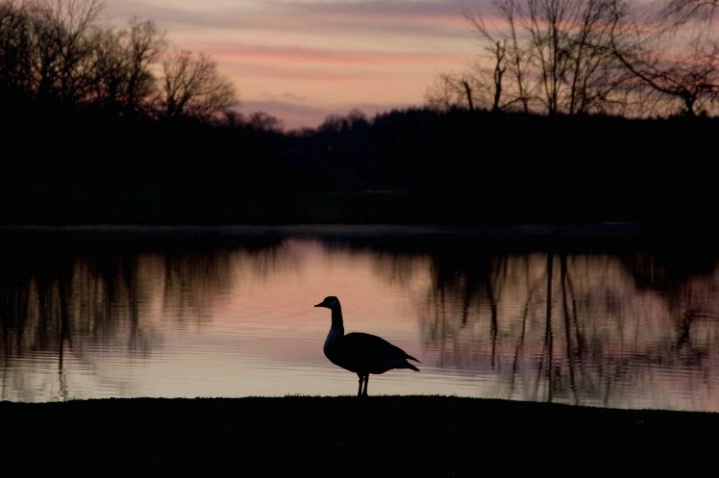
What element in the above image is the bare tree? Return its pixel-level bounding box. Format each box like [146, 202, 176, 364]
[120, 18, 165, 114]
[0, 1, 34, 97]
[607, 0, 719, 116]
[424, 71, 473, 111]
[158, 49, 238, 121]
[88, 17, 165, 115]
[317, 108, 369, 132]
[246, 111, 284, 132]
[612, 33, 719, 116]
[1, 0, 241, 122]
[28, 0, 104, 103]
[493, 0, 531, 112]
[657, 0, 717, 26]
[431, 0, 719, 117]
[426, 0, 532, 113]
[508, 0, 629, 114]
[424, 42, 510, 113]
[435, 0, 634, 115]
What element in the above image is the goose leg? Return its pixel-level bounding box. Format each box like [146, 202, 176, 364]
[357, 375, 363, 396]
[362, 376, 369, 397]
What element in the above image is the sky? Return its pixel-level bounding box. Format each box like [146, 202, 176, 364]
[101, 0, 487, 131]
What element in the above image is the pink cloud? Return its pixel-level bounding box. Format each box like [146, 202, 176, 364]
[216, 44, 470, 66]
[104, 1, 483, 128]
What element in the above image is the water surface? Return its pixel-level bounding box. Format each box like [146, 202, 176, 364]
[2, 225, 718, 411]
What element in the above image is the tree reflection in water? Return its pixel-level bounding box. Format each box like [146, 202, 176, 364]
[1, 226, 719, 408]
[411, 237, 719, 409]
[0, 228, 288, 401]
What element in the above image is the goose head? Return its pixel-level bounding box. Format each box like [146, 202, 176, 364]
[314, 296, 340, 309]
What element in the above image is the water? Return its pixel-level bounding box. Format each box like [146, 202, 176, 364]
[1, 224, 718, 411]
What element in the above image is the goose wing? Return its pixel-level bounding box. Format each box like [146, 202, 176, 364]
[333, 332, 420, 374]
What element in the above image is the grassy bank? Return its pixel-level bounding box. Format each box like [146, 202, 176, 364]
[1, 396, 715, 475]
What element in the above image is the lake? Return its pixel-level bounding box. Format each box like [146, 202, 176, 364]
[1, 224, 718, 411]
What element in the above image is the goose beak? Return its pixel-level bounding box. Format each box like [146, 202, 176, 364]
[315, 296, 334, 308]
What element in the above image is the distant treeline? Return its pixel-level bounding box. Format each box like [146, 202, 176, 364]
[2, 100, 717, 226]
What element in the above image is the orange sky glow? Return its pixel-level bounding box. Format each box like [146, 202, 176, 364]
[103, 1, 489, 130]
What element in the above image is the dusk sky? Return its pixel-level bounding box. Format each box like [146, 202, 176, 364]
[102, 1, 487, 130]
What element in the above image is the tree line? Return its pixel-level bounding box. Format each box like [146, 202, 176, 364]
[4, 0, 717, 128]
[3, 104, 715, 225]
[425, 0, 719, 118]
[1, 0, 717, 227]
[0, 0, 237, 122]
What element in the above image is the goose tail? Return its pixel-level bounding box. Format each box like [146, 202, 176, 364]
[406, 356, 420, 372]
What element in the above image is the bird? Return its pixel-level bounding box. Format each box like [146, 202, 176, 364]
[314, 295, 420, 397]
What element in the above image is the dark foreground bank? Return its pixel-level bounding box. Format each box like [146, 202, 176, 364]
[1, 396, 716, 475]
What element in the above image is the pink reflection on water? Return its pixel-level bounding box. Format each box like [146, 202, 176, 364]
[4, 229, 719, 410]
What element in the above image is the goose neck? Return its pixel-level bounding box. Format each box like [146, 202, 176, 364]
[330, 306, 344, 331]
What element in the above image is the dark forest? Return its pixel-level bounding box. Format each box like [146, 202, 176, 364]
[2, 102, 717, 227]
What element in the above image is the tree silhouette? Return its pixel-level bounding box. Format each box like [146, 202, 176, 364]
[431, 0, 719, 117]
[88, 17, 165, 116]
[613, 0, 719, 116]
[436, 0, 631, 115]
[659, 0, 718, 26]
[0, 0, 237, 122]
[29, 0, 104, 103]
[158, 49, 237, 121]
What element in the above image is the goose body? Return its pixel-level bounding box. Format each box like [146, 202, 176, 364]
[315, 295, 420, 396]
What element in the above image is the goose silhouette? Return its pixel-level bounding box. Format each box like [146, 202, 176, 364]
[315, 295, 420, 396]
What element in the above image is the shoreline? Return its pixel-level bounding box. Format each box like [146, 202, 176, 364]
[1, 396, 716, 474]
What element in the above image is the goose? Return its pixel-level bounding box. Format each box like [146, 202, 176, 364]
[314, 295, 420, 396]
